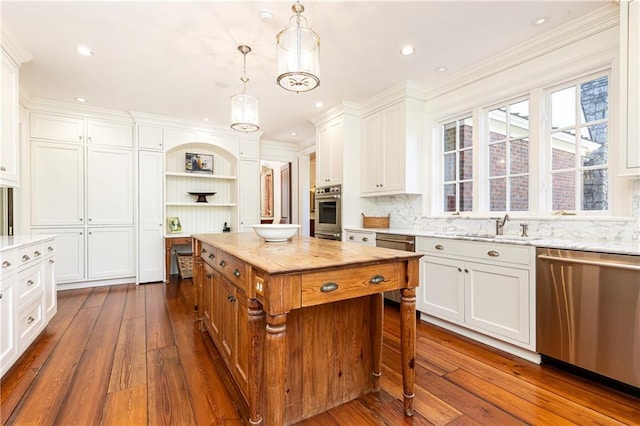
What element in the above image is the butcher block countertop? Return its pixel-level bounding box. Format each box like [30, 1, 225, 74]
[192, 232, 422, 274]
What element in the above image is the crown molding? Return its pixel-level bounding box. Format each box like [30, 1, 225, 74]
[359, 80, 426, 117]
[310, 101, 360, 127]
[1, 20, 32, 65]
[27, 98, 134, 122]
[423, 3, 620, 101]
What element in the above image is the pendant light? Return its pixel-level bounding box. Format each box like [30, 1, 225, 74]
[230, 45, 259, 132]
[276, 1, 320, 92]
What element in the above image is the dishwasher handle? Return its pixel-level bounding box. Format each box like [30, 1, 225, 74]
[376, 238, 415, 245]
[538, 254, 640, 272]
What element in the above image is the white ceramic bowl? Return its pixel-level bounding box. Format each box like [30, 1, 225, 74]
[251, 224, 301, 242]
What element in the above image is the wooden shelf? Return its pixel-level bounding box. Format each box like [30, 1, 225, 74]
[165, 172, 236, 180]
[166, 202, 237, 207]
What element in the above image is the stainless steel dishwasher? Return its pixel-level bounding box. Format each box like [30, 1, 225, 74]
[536, 248, 640, 389]
[376, 233, 415, 303]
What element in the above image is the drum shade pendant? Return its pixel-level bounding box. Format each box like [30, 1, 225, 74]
[276, 1, 320, 92]
[230, 45, 259, 132]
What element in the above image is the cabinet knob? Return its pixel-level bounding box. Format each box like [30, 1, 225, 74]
[233, 269, 241, 278]
[206, 274, 212, 279]
[79, 135, 82, 141]
[208, 253, 215, 259]
[48, 246, 54, 252]
[464, 269, 469, 273]
[34, 251, 41, 257]
[349, 236, 354, 240]
[458, 267, 462, 272]
[49, 259, 54, 264]
[219, 260, 226, 267]
[27, 279, 35, 287]
[27, 316, 35, 324]
[0, 293, 2, 299]
[362, 237, 369, 242]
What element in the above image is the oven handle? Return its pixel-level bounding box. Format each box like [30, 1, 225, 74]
[316, 195, 341, 200]
[315, 231, 341, 240]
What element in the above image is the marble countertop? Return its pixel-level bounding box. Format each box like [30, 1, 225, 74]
[344, 227, 640, 256]
[0, 234, 56, 252]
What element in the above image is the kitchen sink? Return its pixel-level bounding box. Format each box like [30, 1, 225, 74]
[493, 235, 542, 241]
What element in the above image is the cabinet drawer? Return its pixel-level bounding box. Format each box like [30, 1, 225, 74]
[215, 251, 249, 291]
[416, 238, 531, 266]
[301, 262, 399, 307]
[17, 242, 44, 270]
[17, 296, 44, 350]
[344, 230, 376, 246]
[17, 265, 43, 309]
[1, 250, 17, 282]
[43, 239, 56, 258]
[200, 243, 218, 269]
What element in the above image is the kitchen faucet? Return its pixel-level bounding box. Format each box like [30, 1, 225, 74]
[495, 214, 510, 235]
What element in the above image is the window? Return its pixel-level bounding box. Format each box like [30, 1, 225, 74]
[487, 99, 530, 212]
[548, 74, 609, 212]
[441, 116, 473, 212]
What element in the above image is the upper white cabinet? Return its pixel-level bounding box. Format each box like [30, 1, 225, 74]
[1, 49, 20, 187]
[239, 138, 258, 160]
[316, 117, 343, 186]
[87, 146, 134, 225]
[30, 112, 133, 147]
[138, 124, 164, 150]
[620, 0, 640, 176]
[361, 98, 423, 196]
[86, 120, 133, 147]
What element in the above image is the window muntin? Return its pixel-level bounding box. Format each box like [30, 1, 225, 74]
[487, 99, 530, 212]
[549, 74, 609, 212]
[442, 117, 473, 212]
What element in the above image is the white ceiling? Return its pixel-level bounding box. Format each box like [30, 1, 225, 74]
[2, 1, 611, 144]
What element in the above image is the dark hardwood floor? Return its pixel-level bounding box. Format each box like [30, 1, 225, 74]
[1, 278, 639, 425]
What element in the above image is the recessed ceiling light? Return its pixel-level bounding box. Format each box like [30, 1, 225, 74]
[315, 101, 324, 108]
[259, 9, 274, 23]
[76, 46, 93, 56]
[436, 66, 448, 73]
[75, 97, 87, 103]
[202, 118, 209, 122]
[534, 16, 549, 25]
[400, 46, 415, 56]
[290, 132, 297, 136]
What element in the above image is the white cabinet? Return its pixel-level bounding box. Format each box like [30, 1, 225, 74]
[87, 146, 134, 225]
[238, 160, 259, 232]
[87, 227, 135, 279]
[0, 254, 17, 373]
[316, 118, 343, 186]
[1, 49, 20, 187]
[344, 229, 376, 246]
[361, 99, 422, 196]
[138, 125, 164, 150]
[620, 0, 640, 175]
[30, 112, 133, 147]
[42, 239, 56, 321]
[138, 150, 164, 283]
[32, 228, 84, 284]
[416, 237, 535, 350]
[86, 120, 133, 147]
[239, 138, 258, 160]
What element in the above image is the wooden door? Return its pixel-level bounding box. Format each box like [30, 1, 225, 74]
[138, 150, 164, 283]
[221, 278, 237, 362]
[280, 163, 291, 224]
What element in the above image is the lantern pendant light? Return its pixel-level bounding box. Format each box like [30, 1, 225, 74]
[230, 45, 259, 132]
[276, 1, 320, 92]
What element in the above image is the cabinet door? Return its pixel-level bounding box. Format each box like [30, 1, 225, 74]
[417, 255, 465, 323]
[138, 125, 164, 150]
[234, 294, 249, 394]
[202, 263, 215, 337]
[380, 103, 405, 191]
[31, 142, 84, 226]
[220, 278, 237, 362]
[211, 267, 223, 344]
[1, 50, 19, 187]
[32, 228, 85, 283]
[87, 227, 135, 279]
[239, 160, 259, 232]
[465, 261, 530, 344]
[361, 113, 383, 193]
[0, 284, 16, 375]
[43, 254, 56, 321]
[316, 119, 342, 186]
[87, 146, 134, 225]
[87, 120, 133, 148]
[30, 113, 84, 143]
[138, 150, 164, 283]
[239, 138, 258, 160]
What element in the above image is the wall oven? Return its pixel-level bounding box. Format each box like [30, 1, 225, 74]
[314, 185, 341, 240]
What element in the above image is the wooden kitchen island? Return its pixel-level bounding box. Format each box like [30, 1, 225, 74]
[192, 233, 422, 425]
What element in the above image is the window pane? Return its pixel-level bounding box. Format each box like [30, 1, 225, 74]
[580, 123, 607, 167]
[580, 76, 608, 123]
[443, 184, 456, 212]
[459, 149, 473, 180]
[510, 175, 529, 211]
[460, 181, 473, 212]
[489, 108, 506, 142]
[583, 169, 608, 210]
[444, 153, 456, 182]
[552, 172, 575, 211]
[443, 122, 456, 152]
[459, 117, 473, 148]
[551, 86, 575, 129]
[551, 131, 576, 170]
[509, 100, 529, 138]
[489, 143, 506, 177]
[510, 138, 529, 174]
[490, 178, 506, 211]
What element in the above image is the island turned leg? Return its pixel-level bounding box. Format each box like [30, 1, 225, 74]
[264, 313, 287, 425]
[248, 300, 265, 425]
[400, 287, 416, 416]
[372, 293, 384, 390]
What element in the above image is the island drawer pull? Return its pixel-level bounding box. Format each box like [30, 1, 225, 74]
[487, 250, 500, 257]
[22, 255, 31, 262]
[201, 248, 207, 254]
[233, 269, 241, 278]
[2, 261, 10, 268]
[27, 280, 35, 287]
[208, 253, 215, 259]
[219, 260, 227, 267]
[34, 251, 41, 257]
[369, 275, 386, 285]
[206, 274, 212, 279]
[435, 244, 444, 250]
[27, 316, 35, 324]
[227, 295, 236, 302]
[320, 282, 339, 293]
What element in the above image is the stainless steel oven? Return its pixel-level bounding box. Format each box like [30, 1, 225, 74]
[314, 185, 341, 240]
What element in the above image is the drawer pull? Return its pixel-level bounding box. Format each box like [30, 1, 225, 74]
[320, 282, 339, 293]
[219, 260, 227, 267]
[2, 261, 10, 268]
[349, 236, 354, 240]
[201, 248, 207, 254]
[435, 244, 444, 250]
[206, 274, 212, 279]
[48, 246, 54, 252]
[0, 293, 3, 299]
[362, 237, 369, 242]
[369, 274, 386, 285]
[49, 259, 54, 264]
[208, 253, 215, 259]
[227, 295, 236, 302]
[27, 280, 35, 287]
[34, 251, 41, 257]
[487, 250, 500, 257]
[27, 316, 35, 324]
[233, 269, 241, 278]
[22, 255, 31, 262]
[457, 267, 462, 272]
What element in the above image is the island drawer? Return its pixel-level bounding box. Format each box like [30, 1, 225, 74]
[200, 243, 218, 268]
[214, 251, 250, 291]
[17, 242, 44, 271]
[301, 262, 399, 307]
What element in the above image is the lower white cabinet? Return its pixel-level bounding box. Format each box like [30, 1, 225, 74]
[32, 228, 84, 284]
[0, 283, 16, 372]
[344, 229, 376, 246]
[416, 237, 535, 350]
[87, 227, 135, 279]
[138, 150, 164, 283]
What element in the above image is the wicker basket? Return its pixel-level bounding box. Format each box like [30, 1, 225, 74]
[177, 253, 193, 279]
[362, 213, 390, 229]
